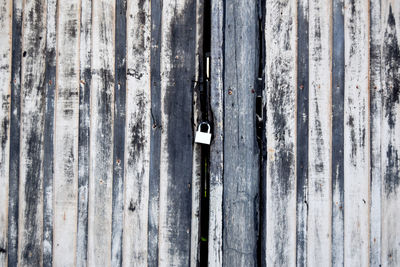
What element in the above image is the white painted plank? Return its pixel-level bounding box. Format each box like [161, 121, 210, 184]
[264, 0, 297, 265]
[369, 0, 382, 265]
[343, 0, 370, 266]
[0, 0, 12, 265]
[53, 1, 80, 266]
[307, 0, 332, 265]
[208, 0, 224, 265]
[17, 0, 48, 265]
[381, 1, 400, 266]
[122, 0, 151, 266]
[87, 0, 115, 266]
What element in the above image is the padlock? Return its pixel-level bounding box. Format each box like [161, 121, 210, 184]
[195, 122, 212, 145]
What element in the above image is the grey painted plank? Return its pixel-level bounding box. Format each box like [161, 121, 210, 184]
[209, 0, 224, 265]
[0, 0, 12, 265]
[264, 0, 297, 265]
[331, 0, 345, 266]
[17, 0, 48, 265]
[111, 0, 126, 265]
[158, 0, 197, 265]
[223, 0, 259, 265]
[7, 0, 23, 265]
[296, 0, 309, 265]
[76, 0, 92, 265]
[122, 0, 151, 265]
[148, 0, 162, 265]
[87, 0, 115, 265]
[381, 2, 400, 266]
[42, 0, 57, 265]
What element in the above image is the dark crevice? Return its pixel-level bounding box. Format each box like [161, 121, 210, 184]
[199, 0, 211, 265]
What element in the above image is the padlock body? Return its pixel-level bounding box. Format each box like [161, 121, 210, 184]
[195, 132, 212, 144]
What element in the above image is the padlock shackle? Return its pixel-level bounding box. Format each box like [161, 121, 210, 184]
[197, 122, 211, 133]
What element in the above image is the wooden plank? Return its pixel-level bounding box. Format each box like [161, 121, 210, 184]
[77, 0, 92, 265]
[369, 0, 382, 266]
[87, 0, 115, 265]
[307, 0, 332, 265]
[17, 0, 47, 265]
[42, 0, 57, 265]
[223, 1, 259, 266]
[264, 0, 297, 265]
[7, 0, 23, 265]
[208, 0, 224, 264]
[381, 1, 400, 266]
[190, 0, 204, 265]
[52, 1, 80, 266]
[331, 0, 345, 265]
[110, 0, 126, 265]
[122, 0, 151, 265]
[0, 0, 12, 265]
[296, 0, 309, 265]
[343, 0, 370, 265]
[148, 0, 162, 265]
[158, 0, 196, 265]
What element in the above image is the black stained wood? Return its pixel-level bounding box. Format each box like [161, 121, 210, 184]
[111, 0, 127, 265]
[332, 0, 345, 265]
[8, 2, 23, 266]
[296, 0, 309, 266]
[223, 0, 259, 265]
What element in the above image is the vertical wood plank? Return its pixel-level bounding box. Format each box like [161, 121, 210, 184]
[381, 1, 400, 266]
[307, 0, 332, 265]
[88, 0, 115, 265]
[209, 0, 224, 264]
[264, 0, 297, 265]
[53, 1, 80, 266]
[0, 0, 12, 264]
[331, 0, 345, 265]
[343, 0, 370, 265]
[369, 0, 382, 266]
[296, 0, 309, 265]
[122, 0, 151, 265]
[158, 0, 196, 265]
[7, 0, 23, 265]
[42, 0, 57, 265]
[77, 0, 92, 265]
[110, 0, 126, 265]
[17, 0, 47, 265]
[223, 0, 259, 266]
[148, 0, 162, 265]
[190, 0, 204, 265]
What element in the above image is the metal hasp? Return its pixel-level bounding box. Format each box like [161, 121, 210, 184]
[195, 122, 212, 145]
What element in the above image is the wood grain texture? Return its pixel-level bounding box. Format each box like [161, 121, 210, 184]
[208, 0, 224, 265]
[158, 0, 196, 265]
[307, 0, 332, 265]
[87, 0, 115, 266]
[42, 0, 57, 265]
[76, 0, 92, 266]
[7, 0, 23, 265]
[343, 0, 370, 265]
[0, 0, 12, 265]
[17, 0, 47, 265]
[223, 1, 259, 266]
[369, 0, 382, 266]
[381, 1, 400, 266]
[264, 0, 297, 265]
[331, 0, 345, 265]
[53, 1, 80, 266]
[122, 0, 151, 265]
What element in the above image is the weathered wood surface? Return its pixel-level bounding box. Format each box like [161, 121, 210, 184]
[2, 0, 400, 266]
